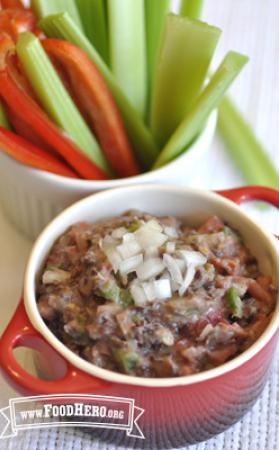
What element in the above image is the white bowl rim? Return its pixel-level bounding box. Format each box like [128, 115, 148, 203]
[24, 184, 279, 388]
[8, 110, 217, 190]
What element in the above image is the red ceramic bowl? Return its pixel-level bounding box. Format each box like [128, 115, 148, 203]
[1, 185, 279, 448]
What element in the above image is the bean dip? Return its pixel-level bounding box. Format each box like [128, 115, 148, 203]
[37, 212, 277, 377]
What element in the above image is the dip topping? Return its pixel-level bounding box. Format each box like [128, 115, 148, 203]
[100, 218, 207, 305]
[36, 212, 277, 378]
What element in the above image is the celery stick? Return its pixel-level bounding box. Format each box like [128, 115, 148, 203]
[218, 97, 279, 187]
[145, 0, 170, 114]
[75, 0, 109, 64]
[0, 102, 11, 129]
[151, 14, 221, 146]
[39, 13, 159, 169]
[31, 0, 82, 29]
[153, 51, 249, 169]
[179, 0, 204, 20]
[108, 0, 147, 118]
[16, 32, 110, 173]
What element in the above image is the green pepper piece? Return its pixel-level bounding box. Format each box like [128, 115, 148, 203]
[226, 287, 243, 318]
[126, 220, 141, 232]
[114, 349, 139, 373]
[99, 280, 133, 307]
[99, 280, 121, 303]
[119, 290, 134, 307]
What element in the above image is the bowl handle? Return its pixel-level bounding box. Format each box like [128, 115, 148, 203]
[217, 185, 279, 208]
[0, 299, 109, 395]
[217, 186, 279, 239]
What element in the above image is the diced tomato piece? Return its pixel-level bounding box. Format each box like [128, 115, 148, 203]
[211, 256, 240, 275]
[198, 215, 225, 233]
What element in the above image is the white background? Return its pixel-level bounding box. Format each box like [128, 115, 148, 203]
[0, 0, 279, 449]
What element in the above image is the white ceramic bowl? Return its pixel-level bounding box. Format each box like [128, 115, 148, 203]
[0, 111, 217, 240]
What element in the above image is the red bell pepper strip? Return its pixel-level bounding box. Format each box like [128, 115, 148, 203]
[0, 49, 56, 153]
[0, 127, 79, 178]
[0, 32, 15, 69]
[6, 51, 38, 98]
[42, 39, 140, 178]
[0, 0, 25, 9]
[0, 68, 109, 180]
[0, 9, 37, 41]
[6, 105, 59, 154]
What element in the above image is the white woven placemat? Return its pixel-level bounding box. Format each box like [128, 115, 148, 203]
[1, 0, 279, 449]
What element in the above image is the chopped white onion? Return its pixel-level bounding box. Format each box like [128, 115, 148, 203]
[164, 226, 178, 238]
[142, 281, 156, 301]
[117, 240, 141, 259]
[145, 219, 163, 232]
[155, 327, 175, 346]
[145, 246, 159, 258]
[154, 279, 172, 300]
[42, 268, 71, 285]
[122, 232, 135, 243]
[142, 279, 172, 301]
[101, 235, 117, 249]
[161, 270, 179, 292]
[174, 257, 185, 272]
[101, 218, 208, 303]
[171, 279, 180, 292]
[136, 257, 165, 281]
[103, 247, 122, 271]
[179, 250, 207, 266]
[119, 254, 143, 275]
[163, 253, 183, 284]
[198, 324, 214, 341]
[178, 264, 196, 296]
[130, 282, 148, 306]
[166, 241, 176, 253]
[111, 227, 127, 239]
[135, 225, 167, 250]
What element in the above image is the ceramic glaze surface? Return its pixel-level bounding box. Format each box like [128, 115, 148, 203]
[1, 185, 279, 448]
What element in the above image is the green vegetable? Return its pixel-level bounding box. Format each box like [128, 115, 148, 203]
[204, 263, 213, 272]
[153, 51, 249, 169]
[31, 0, 82, 28]
[99, 280, 133, 307]
[108, 0, 147, 118]
[226, 287, 243, 318]
[75, 0, 109, 64]
[0, 102, 11, 129]
[184, 308, 198, 317]
[114, 349, 139, 373]
[16, 32, 110, 173]
[218, 97, 279, 188]
[179, 0, 204, 20]
[120, 290, 134, 308]
[126, 220, 141, 232]
[145, 0, 170, 113]
[151, 14, 221, 146]
[39, 13, 159, 169]
[99, 280, 121, 303]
